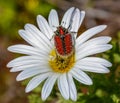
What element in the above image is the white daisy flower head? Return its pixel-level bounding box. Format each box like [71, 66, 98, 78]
[7, 7, 112, 101]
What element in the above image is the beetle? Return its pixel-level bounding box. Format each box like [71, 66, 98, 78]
[54, 26, 75, 57]
[53, 8, 81, 58]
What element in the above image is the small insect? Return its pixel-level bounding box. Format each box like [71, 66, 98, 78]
[54, 26, 75, 57]
[54, 8, 79, 58]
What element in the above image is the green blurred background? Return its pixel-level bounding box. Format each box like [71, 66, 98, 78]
[0, 0, 120, 103]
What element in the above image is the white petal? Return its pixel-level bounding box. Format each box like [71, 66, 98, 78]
[8, 44, 47, 56]
[76, 44, 112, 60]
[67, 73, 77, 101]
[41, 73, 58, 100]
[70, 10, 85, 37]
[75, 58, 110, 73]
[70, 68, 93, 85]
[61, 7, 75, 28]
[16, 67, 51, 81]
[19, 30, 46, 50]
[58, 73, 69, 100]
[76, 36, 112, 51]
[11, 59, 46, 69]
[10, 64, 46, 72]
[48, 9, 59, 31]
[76, 60, 109, 68]
[7, 56, 45, 67]
[37, 15, 54, 39]
[76, 25, 107, 47]
[69, 8, 80, 32]
[8, 58, 46, 68]
[25, 72, 51, 93]
[77, 57, 112, 67]
[75, 65, 110, 73]
[24, 24, 53, 49]
[76, 60, 105, 68]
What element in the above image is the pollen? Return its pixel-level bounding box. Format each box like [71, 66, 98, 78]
[49, 50, 75, 73]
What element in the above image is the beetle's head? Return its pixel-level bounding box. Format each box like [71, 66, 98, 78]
[55, 26, 68, 37]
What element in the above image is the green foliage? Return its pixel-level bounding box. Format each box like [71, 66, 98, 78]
[25, 0, 55, 16]
[28, 94, 43, 103]
[0, 0, 55, 39]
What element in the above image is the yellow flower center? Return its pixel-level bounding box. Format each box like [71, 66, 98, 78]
[49, 50, 75, 73]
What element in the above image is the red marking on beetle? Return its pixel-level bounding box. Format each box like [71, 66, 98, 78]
[54, 26, 74, 56]
[54, 36, 64, 55]
[64, 34, 73, 54]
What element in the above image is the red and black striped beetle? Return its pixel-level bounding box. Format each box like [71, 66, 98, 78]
[54, 26, 75, 57]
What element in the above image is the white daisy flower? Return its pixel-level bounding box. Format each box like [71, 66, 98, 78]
[7, 7, 112, 101]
